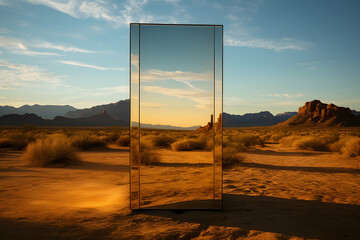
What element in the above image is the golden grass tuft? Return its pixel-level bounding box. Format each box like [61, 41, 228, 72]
[70, 133, 107, 150]
[170, 135, 211, 151]
[131, 140, 161, 165]
[341, 137, 360, 157]
[116, 135, 130, 146]
[222, 147, 245, 166]
[23, 134, 79, 167]
[0, 132, 37, 150]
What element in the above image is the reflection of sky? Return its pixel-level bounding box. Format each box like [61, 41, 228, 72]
[138, 25, 217, 127]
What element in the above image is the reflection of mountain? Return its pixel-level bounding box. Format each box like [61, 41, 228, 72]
[0, 104, 76, 119]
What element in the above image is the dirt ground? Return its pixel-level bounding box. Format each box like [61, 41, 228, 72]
[1, 144, 360, 240]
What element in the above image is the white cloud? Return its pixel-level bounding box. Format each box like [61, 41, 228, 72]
[90, 86, 129, 96]
[142, 85, 211, 109]
[0, 59, 61, 89]
[0, 35, 27, 50]
[0, 0, 9, 6]
[12, 50, 61, 56]
[26, 0, 188, 28]
[59, 60, 125, 71]
[34, 42, 94, 53]
[269, 93, 304, 98]
[224, 35, 312, 52]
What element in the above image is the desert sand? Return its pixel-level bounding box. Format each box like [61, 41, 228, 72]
[1, 144, 360, 240]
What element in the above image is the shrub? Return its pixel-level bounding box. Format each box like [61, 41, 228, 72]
[0, 132, 36, 150]
[106, 132, 120, 143]
[222, 147, 245, 166]
[271, 132, 289, 142]
[70, 133, 107, 150]
[116, 135, 130, 146]
[293, 136, 329, 151]
[149, 134, 176, 148]
[232, 134, 258, 147]
[131, 141, 160, 165]
[279, 135, 301, 147]
[341, 137, 360, 157]
[171, 135, 210, 151]
[23, 134, 79, 167]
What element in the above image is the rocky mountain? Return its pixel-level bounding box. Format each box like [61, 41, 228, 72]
[279, 100, 360, 126]
[0, 104, 77, 119]
[223, 111, 297, 127]
[352, 110, 360, 116]
[0, 111, 128, 127]
[64, 99, 129, 122]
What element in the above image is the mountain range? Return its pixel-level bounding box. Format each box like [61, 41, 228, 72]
[0, 99, 359, 128]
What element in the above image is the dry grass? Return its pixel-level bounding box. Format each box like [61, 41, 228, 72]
[341, 137, 360, 157]
[23, 134, 79, 167]
[0, 132, 37, 150]
[222, 147, 245, 166]
[292, 136, 330, 151]
[131, 140, 161, 165]
[171, 134, 211, 151]
[147, 134, 176, 148]
[70, 133, 107, 150]
[116, 135, 130, 146]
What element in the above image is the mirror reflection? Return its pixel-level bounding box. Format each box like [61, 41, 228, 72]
[130, 24, 222, 210]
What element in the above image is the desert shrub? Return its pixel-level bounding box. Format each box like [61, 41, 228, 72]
[171, 134, 210, 151]
[23, 134, 79, 167]
[232, 134, 259, 147]
[222, 147, 245, 166]
[70, 133, 107, 150]
[279, 135, 302, 147]
[116, 135, 130, 146]
[105, 132, 120, 143]
[271, 132, 290, 142]
[131, 141, 160, 165]
[329, 135, 354, 152]
[0, 132, 36, 150]
[292, 136, 329, 151]
[341, 137, 360, 157]
[150, 134, 176, 148]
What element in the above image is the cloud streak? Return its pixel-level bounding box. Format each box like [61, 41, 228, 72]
[34, 42, 94, 53]
[224, 35, 312, 52]
[269, 93, 304, 98]
[59, 60, 125, 71]
[0, 59, 61, 89]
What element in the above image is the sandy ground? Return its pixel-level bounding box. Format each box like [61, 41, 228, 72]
[1, 144, 360, 240]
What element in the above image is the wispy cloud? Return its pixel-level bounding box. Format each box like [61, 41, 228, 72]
[0, 59, 61, 89]
[269, 93, 304, 98]
[89, 86, 129, 96]
[26, 0, 188, 28]
[34, 42, 94, 53]
[224, 35, 312, 52]
[0, 0, 9, 6]
[142, 85, 211, 109]
[13, 50, 62, 56]
[0, 35, 27, 50]
[59, 60, 125, 71]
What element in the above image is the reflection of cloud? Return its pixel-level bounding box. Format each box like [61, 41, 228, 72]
[59, 60, 125, 71]
[142, 69, 211, 82]
[89, 86, 129, 96]
[142, 102, 168, 108]
[0, 59, 61, 89]
[269, 93, 303, 98]
[142, 85, 211, 109]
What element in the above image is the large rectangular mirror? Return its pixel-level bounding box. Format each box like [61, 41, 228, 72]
[130, 24, 222, 210]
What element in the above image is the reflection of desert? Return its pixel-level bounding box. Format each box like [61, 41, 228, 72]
[1, 127, 360, 239]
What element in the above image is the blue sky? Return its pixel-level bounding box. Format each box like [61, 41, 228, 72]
[0, 0, 359, 115]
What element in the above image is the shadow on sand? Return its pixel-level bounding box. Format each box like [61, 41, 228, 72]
[235, 162, 360, 174]
[139, 193, 360, 240]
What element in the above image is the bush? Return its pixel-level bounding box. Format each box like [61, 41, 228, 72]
[23, 134, 79, 167]
[171, 135, 210, 151]
[149, 134, 176, 148]
[222, 147, 245, 166]
[271, 132, 289, 142]
[116, 135, 130, 146]
[70, 133, 107, 150]
[293, 136, 329, 151]
[341, 137, 360, 157]
[0, 132, 36, 150]
[131, 141, 160, 165]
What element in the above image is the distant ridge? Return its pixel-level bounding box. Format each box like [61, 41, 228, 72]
[0, 104, 76, 119]
[223, 111, 297, 127]
[279, 100, 360, 127]
[64, 99, 129, 122]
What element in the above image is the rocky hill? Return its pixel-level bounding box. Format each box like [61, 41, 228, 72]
[0, 104, 77, 119]
[64, 99, 129, 122]
[279, 100, 360, 126]
[223, 111, 297, 127]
